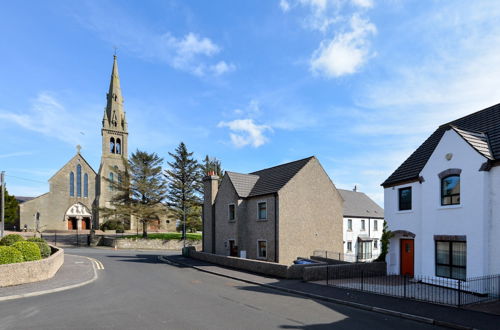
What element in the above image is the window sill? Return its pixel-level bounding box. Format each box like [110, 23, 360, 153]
[437, 205, 462, 210]
[228, 220, 236, 223]
[257, 219, 268, 222]
[257, 257, 267, 260]
[396, 210, 413, 214]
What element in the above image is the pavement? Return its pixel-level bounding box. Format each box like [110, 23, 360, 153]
[0, 253, 100, 302]
[163, 254, 500, 330]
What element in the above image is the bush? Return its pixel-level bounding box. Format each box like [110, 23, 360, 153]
[0, 234, 25, 246]
[0, 246, 24, 264]
[27, 238, 51, 258]
[12, 241, 41, 261]
[101, 220, 127, 232]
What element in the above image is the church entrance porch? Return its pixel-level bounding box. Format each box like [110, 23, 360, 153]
[65, 203, 92, 230]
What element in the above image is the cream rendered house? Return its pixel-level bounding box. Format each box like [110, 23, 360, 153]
[203, 156, 344, 265]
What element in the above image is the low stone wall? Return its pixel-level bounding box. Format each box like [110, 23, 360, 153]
[303, 261, 387, 281]
[310, 256, 350, 265]
[187, 249, 326, 279]
[99, 237, 202, 250]
[0, 245, 64, 287]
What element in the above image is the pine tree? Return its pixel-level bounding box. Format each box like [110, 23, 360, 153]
[202, 155, 223, 177]
[101, 150, 168, 238]
[164, 142, 202, 238]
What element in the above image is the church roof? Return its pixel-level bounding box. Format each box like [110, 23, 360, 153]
[382, 103, 500, 187]
[48, 150, 97, 182]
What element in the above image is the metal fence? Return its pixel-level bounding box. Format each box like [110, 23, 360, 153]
[323, 267, 500, 307]
[40, 231, 125, 247]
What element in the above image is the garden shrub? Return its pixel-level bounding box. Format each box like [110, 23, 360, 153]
[0, 246, 24, 264]
[27, 237, 51, 258]
[0, 234, 25, 246]
[101, 220, 127, 232]
[12, 241, 41, 261]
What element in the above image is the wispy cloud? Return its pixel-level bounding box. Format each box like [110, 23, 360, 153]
[0, 151, 34, 159]
[280, 0, 376, 77]
[0, 92, 94, 146]
[218, 119, 272, 148]
[71, 2, 235, 77]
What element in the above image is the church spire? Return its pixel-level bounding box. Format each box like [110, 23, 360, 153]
[103, 55, 127, 131]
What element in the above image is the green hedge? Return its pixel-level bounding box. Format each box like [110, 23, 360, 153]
[27, 238, 51, 258]
[12, 241, 41, 261]
[0, 234, 25, 246]
[0, 246, 24, 264]
[100, 220, 125, 233]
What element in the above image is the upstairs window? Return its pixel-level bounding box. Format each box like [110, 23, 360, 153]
[361, 220, 366, 231]
[83, 173, 88, 198]
[374, 220, 378, 231]
[258, 202, 267, 220]
[398, 187, 412, 211]
[69, 172, 74, 197]
[441, 175, 460, 206]
[76, 165, 82, 197]
[347, 219, 352, 231]
[228, 204, 235, 221]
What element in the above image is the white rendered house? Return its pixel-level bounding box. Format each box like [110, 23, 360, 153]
[339, 189, 384, 262]
[382, 104, 500, 280]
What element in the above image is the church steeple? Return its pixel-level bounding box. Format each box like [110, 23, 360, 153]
[103, 55, 127, 131]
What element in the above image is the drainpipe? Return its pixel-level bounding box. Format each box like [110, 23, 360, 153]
[274, 193, 279, 263]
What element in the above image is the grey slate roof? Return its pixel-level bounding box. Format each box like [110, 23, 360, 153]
[225, 157, 314, 198]
[338, 189, 384, 219]
[15, 196, 35, 203]
[382, 103, 500, 187]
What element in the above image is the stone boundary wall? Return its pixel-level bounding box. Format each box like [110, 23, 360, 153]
[99, 237, 202, 250]
[0, 245, 64, 287]
[310, 256, 350, 265]
[187, 249, 326, 279]
[303, 261, 387, 281]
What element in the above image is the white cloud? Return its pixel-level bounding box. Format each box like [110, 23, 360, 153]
[351, 0, 373, 9]
[210, 61, 236, 76]
[310, 14, 376, 77]
[218, 119, 272, 148]
[280, 0, 291, 12]
[0, 92, 93, 146]
[0, 152, 33, 159]
[71, 3, 233, 77]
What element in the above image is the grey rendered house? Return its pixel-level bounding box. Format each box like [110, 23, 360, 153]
[202, 156, 343, 265]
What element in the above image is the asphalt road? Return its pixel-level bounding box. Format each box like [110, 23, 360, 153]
[0, 248, 444, 330]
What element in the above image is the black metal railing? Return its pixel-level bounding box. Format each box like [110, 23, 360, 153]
[323, 267, 500, 307]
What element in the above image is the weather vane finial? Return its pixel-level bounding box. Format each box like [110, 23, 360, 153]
[76, 145, 82, 154]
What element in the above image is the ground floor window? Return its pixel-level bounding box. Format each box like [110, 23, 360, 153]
[257, 240, 267, 259]
[435, 240, 466, 280]
[358, 241, 372, 260]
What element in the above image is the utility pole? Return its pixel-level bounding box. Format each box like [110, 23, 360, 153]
[1, 171, 5, 238]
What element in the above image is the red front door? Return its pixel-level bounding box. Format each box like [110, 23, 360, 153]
[400, 239, 414, 277]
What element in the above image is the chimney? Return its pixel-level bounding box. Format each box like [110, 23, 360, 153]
[203, 173, 219, 253]
[353, 185, 357, 192]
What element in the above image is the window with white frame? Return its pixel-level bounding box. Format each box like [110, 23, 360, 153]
[374, 220, 378, 231]
[361, 220, 366, 231]
[228, 204, 235, 221]
[347, 219, 352, 231]
[257, 240, 267, 259]
[347, 241, 352, 252]
[374, 239, 378, 249]
[257, 202, 267, 220]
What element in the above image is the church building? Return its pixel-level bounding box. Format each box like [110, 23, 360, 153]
[20, 56, 139, 231]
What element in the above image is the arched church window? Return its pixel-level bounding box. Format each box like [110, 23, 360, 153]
[110, 137, 115, 153]
[116, 138, 121, 154]
[109, 172, 114, 191]
[84, 173, 88, 198]
[69, 172, 74, 197]
[76, 165, 82, 197]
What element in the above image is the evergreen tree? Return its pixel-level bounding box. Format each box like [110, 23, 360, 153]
[202, 155, 224, 177]
[101, 150, 168, 238]
[1, 187, 20, 229]
[164, 142, 202, 238]
[376, 220, 394, 262]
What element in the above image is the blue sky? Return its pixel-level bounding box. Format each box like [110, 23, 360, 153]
[2, 0, 500, 205]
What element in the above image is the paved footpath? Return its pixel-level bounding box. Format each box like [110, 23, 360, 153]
[0, 254, 99, 301]
[164, 255, 500, 330]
